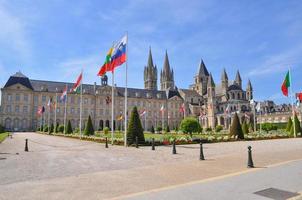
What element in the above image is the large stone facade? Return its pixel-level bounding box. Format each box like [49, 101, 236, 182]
[0, 49, 297, 131]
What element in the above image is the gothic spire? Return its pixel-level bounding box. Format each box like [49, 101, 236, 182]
[163, 50, 171, 75]
[197, 58, 209, 77]
[247, 79, 253, 90]
[147, 46, 154, 68]
[207, 73, 215, 87]
[221, 68, 228, 81]
[235, 70, 242, 82]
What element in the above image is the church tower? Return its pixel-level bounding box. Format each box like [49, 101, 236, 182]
[160, 50, 175, 90]
[144, 47, 157, 90]
[234, 70, 242, 88]
[221, 68, 229, 101]
[207, 73, 216, 128]
[246, 79, 253, 101]
[194, 59, 209, 95]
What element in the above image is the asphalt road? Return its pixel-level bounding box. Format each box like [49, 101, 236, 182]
[124, 160, 302, 200]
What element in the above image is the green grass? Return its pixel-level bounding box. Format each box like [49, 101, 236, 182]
[0, 132, 9, 143]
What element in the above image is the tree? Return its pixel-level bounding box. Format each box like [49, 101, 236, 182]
[179, 117, 201, 137]
[58, 125, 64, 133]
[49, 123, 54, 133]
[127, 106, 145, 145]
[165, 125, 170, 133]
[84, 115, 94, 136]
[55, 122, 59, 133]
[150, 125, 155, 133]
[43, 125, 48, 132]
[290, 114, 301, 136]
[0, 124, 5, 133]
[230, 113, 244, 139]
[156, 126, 162, 133]
[286, 117, 292, 132]
[66, 120, 73, 134]
[242, 121, 249, 134]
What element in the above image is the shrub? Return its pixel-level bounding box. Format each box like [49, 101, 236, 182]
[66, 120, 73, 134]
[84, 115, 94, 136]
[55, 122, 59, 133]
[215, 125, 223, 133]
[0, 124, 5, 133]
[58, 125, 64, 133]
[230, 113, 244, 139]
[150, 125, 155, 133]
[49, 123, 54, 133]
[180, 117, 201, 137]
[205, 127, 212, 132]
[286, 118, 292, 132]
[165, 125, 170, 133]
[43, 125, 48, 132]
[242, 121, 249, 134]
[103, 127, 109, 135]
[127, 106, 145, 145]
[156, 126, 162, 132]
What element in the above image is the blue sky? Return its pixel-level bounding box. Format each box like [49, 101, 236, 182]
[0, 0, 301, 104]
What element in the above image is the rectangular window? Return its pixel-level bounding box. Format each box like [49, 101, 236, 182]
[42, 96, 46, 102]
[6, 105, 11, 113]
[23, 106, 28, 113]
[7, 94, 12, 102]
[84, 98, 88, 104]
[34, 95, 38, 105]
[15, 105, 19, 113]
[70, 96, 74, 104]
[24, 94, 29, 102]
[100, 109, 103, 115]
[91, 99, 94, 105]
[15, 94, 20, 102]
[71, 108, 75, 114]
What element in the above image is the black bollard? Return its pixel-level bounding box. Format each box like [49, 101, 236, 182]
[247, 146, 254, 168]
[151, 138, 155, 150]
[135, 136, 139, 148]
[105, 137, 108, 148]
[200, 142, 205, 160]
[24, 139, 29, 152]
[172, 139, 176, 154]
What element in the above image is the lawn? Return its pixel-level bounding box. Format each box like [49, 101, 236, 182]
[0, 132, 9, 143]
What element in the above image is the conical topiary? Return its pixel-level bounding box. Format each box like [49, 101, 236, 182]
[242, 121, 249, 134]
[55, 122, 59, 133]
[230, 113, 244, 139]
[286, 117, 292, 132]
[290, 114, 301, 136]
[66, 120, 73, 134]
[127, 106, 145, 145]
[165, 125, 170, 133]
[150, 125, 155, 133]
[84, 115, 94, 136]
[49, 123, 54, 133]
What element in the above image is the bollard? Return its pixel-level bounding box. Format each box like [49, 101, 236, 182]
[172, 139, 176, 154]
[151, 138, 155, 150]
[24, 139, 29, 152]
[247, 146, 254, 168]
[105, 137, 108, 148]
[200, 142, 205, 160]
[135, 136, 139, 148]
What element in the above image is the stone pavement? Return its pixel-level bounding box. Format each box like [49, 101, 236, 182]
[0, 132, 302, 200]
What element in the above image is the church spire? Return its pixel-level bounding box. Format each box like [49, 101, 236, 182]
[221, 68, 228, 81]
[197, 58, 209, 77]
[144, 47, 157, 90]
[160, 50, 174, 90]
[235, 70, 242, 88]
[207, 73, 215, 87]
[147, 46, 154, 68]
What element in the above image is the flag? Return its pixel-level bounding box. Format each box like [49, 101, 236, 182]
[249, 99, 255, 105]
[109, 35, 127, 72]
[37, 106, 45, 115]
[296, 93, 302, 102]
[47, 98, 53, 108]
[117, 115, 123, 121]
[160, 105, 164, 112]
[97, 47, 113, 76]
[72, 73, 82, 93]
[140, 110, 146, 116]
[281, 70, 290, 96]
[256, 102, 261, 112]
[179, 103, 185, 113]
[60, 85, 68, 102]
[225, 104, 230, 114]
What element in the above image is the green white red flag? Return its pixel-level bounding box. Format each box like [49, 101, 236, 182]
[281, 70, 290, 96]
[72, 73, 82, 93]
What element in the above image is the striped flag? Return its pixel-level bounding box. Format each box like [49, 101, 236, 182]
[72, 73, 82, 93]
[60, 85, 68, 102]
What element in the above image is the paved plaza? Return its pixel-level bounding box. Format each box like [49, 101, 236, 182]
[1, 133, 302, 199]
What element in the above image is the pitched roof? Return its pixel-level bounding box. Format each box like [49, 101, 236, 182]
[4, 73, 34, 90]
[228, 84, 243, 91]
[197, 59, 209, 77]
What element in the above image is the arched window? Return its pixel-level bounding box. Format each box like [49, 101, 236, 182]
[105, 120, 110, 128]
[232, 93, 235, 99]
[99, 120, 104, 130]
[237, 93, 240, 99]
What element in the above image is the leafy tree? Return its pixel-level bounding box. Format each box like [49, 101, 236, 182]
[127, 106, 145, 145]
[66, 120, 73, 134]
[286, 118, 292, 132]
[180, 117, 201, 137]
[230, 113, 244, 139]
[84, 115, 94, 136]
[215, 125, 223, 133]
[242, 121, 249, 134]
[55, 122, 59, 133]
[58, 125, 64, 133]
[290, 114, 301, 136]
[150, 125, 155, 133]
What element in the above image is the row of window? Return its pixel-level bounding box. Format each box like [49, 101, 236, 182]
[6, 94, 29, 102]
[6, 105, 28, 113]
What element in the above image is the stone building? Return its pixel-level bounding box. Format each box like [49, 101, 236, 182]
[3, 48, 293, 132]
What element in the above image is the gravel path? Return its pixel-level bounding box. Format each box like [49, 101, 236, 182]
[1, 132, 302, 200]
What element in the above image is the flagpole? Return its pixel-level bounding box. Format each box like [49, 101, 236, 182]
[259, 103, 262, 134]
[124, 32, 128, 147]
[253, 102, 256, 133]
[289, 67, 296, 137]
[64, 84, 67, 135]
[145, 111, 147, 132]
[80, 70, 83, 139]
[40, 108, 43, 130]
[111, 71, 115, 145]
[162, 106, 164, 131]
[48, 99, 50, 134]
[54, 90, 57, 133]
